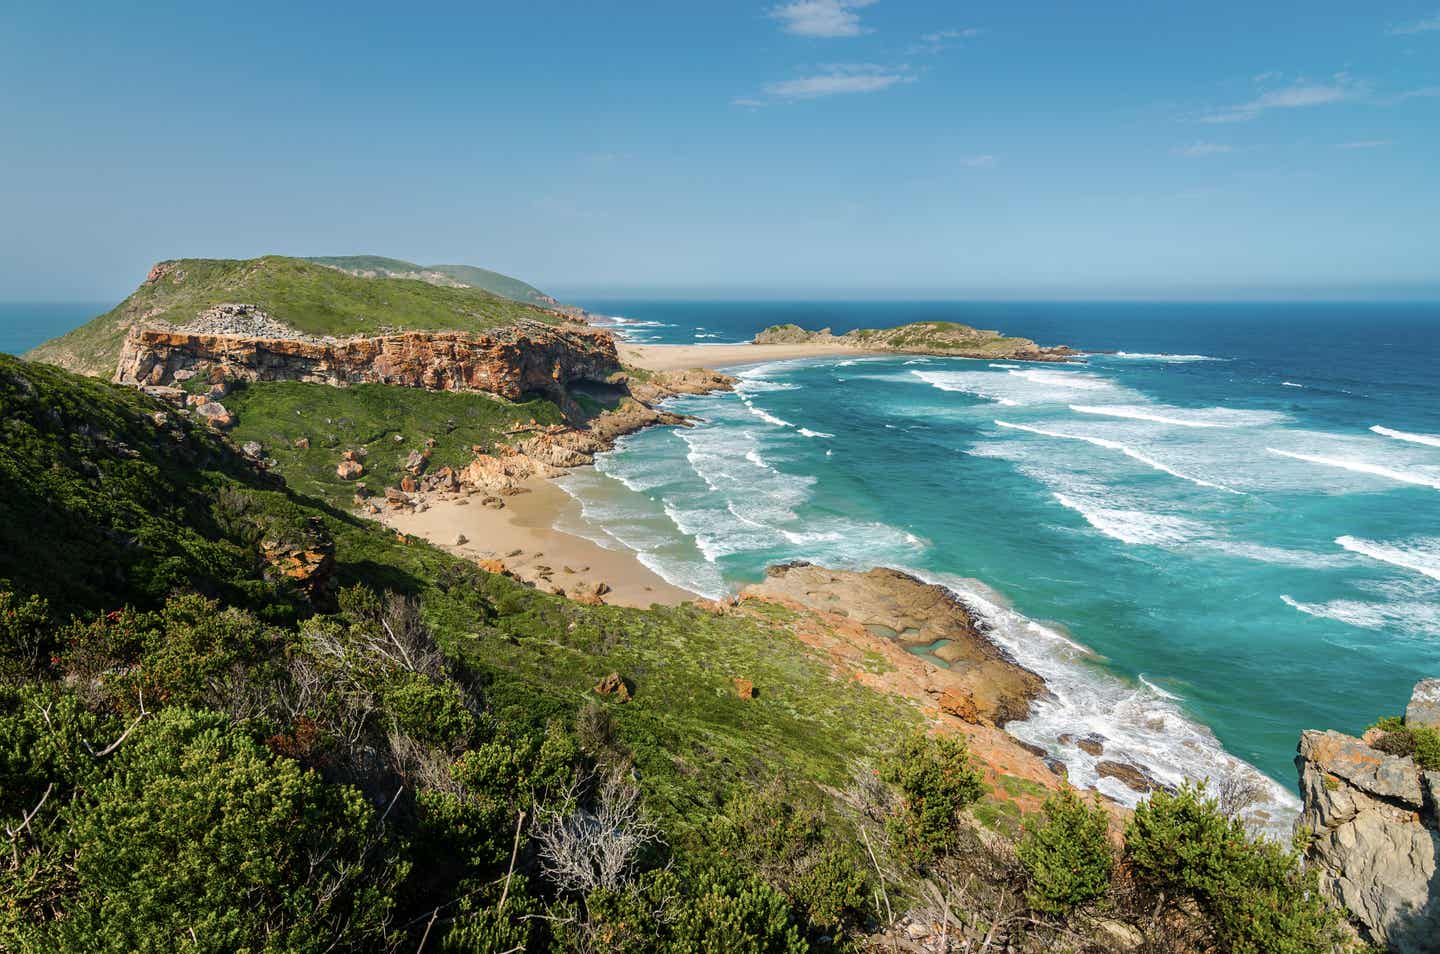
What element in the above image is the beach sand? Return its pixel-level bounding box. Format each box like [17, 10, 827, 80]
[618, 340, 877, 371]
[382, 478, 696, 608]
[378, 339, 859, 606]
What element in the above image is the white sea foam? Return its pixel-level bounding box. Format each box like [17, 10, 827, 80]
[996, 420, 1244, 494]
[1068, 404, 1284, 429]
[1052, 493, 1201, 546]
[1266, 448, 1440, 491]
[1336, 536, 1440, 581]
[1112, 351, 1221, 363]
[740, 399, 794, 428]
[1281, 381, 1304, 388]
[1282, 594, 1440, 636]
[1139, 674, 1182, 700]
[798, 428, 834, 439]
[744, 448, 767, 469]
[1371, 425, 1440, 448]
[913, 571, 1298, 830]
[910, 370, 1020, 406]
[989, 363, 1021, 369]
[1007, 368, 1114, 391]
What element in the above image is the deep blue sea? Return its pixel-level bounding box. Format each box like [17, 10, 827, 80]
[0, 303, 107, 356]
[560, 300, 1440, 825]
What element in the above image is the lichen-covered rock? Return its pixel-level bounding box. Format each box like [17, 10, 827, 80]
[336, 459, 364, 480]
[594, 671, 631, 702]
[1407, 679, 1440, 730]
[1296, 708, 1440, 953]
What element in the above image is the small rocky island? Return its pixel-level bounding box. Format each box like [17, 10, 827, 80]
[753, 320, 1076, 361]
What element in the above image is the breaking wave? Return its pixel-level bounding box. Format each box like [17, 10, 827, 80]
[996, 420, 1244, 494]
[1371, 425, 1440, 448]
[1335, 536, 1440, 581]
[1266, 448, 1440, 491]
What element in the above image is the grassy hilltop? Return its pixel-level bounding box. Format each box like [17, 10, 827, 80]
[25, 255, 566, 377]
[306, 255, 560, 307]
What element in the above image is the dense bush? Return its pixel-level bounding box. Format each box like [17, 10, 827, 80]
[878, 731, 985, 861]
[1125, 784, 1344, 954]
[1017, 787, 1114, 914]
[38, 709, 401, 952]
[1370, 715, 1440, 771]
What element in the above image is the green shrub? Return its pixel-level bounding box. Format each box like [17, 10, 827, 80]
[1125, 784, 1343, 954]
[878, 732, 985, 860]
[1369, 715, 1440, 771]
[1017, 787, 1114, 914]
[580, 867, 808, 953]
[44, 709, 403, 953]
[384, 672, 476, 747]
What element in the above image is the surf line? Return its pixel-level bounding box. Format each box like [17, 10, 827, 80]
[995, 420, 1244, 494]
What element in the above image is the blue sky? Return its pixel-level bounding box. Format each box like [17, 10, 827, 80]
[1, 1, 1437, 300]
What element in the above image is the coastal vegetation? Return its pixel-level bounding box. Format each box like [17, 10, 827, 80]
[222, 380, 563, 508]
[1, 337, 1367, 949]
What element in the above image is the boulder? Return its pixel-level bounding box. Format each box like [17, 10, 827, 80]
[400, 475, 418, 493]
[453, 533, 468, 546]
[193, 402, 234, 429]
[594, 672, 632, 702]
[336, 459, 365, 480]
[733, 678, 756, 700]
[293, 436, 310, 449]
[1096, 760, 1153, 793]
[1299, 729, 1423, 808]
[241, 441, 263, 458]
[404, 450, 427, 475]
[1407, 679, 1440, 730]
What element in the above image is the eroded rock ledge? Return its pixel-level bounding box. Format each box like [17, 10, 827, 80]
[114, 318, 619, 402]
[1296, 679, 1440, 953]
[740, 562, 1045, 727]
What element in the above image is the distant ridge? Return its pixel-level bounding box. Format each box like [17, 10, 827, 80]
[305, 256, 558, 307]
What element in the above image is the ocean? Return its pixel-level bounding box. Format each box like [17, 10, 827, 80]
[0, 303, 108, 357]
[560, 300, 1440, 825]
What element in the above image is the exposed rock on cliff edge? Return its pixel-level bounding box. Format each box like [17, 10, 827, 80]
[1296, 679, 1440, 953]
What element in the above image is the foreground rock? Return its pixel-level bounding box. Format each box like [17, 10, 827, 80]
[752, 321, 1075, 362]
[1296, 680, 1440, 952]
[741, 563, 1044, 727]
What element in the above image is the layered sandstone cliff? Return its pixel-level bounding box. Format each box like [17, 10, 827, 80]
[114, 318, 619, 402]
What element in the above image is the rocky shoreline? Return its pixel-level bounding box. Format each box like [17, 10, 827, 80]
[753, 320, 1077, 362]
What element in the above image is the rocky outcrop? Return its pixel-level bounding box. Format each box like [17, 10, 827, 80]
[1296, 681, 1440, 953]
[752, 321, 1076, 362]
[114, 319, 620, 403]
[740, 563, 1044, 727]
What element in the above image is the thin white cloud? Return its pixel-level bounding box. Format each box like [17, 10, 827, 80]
[732, 97, 767, 108]
[1335, 139, 1392, 149]
[911, 27, 980, 54]
[1389, 11, 1440, 35]
[769, 0, 877, 38]
[762, 63, 913, 99]
[1175, 141, 1235, 157]
[1201, 77, 1363, 123]
[959, 154, 996, 168]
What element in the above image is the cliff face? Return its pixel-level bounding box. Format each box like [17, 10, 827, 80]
[114, 320, 620, 402]
[752, 321, 1076, 362]
[1296, 679, 1440, 953]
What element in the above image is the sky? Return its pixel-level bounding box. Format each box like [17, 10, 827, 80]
[1, 1, 1438, 301]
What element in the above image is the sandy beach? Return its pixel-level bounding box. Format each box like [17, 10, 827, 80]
[618, 340, 878, 371]
[382, 477, 696, 608]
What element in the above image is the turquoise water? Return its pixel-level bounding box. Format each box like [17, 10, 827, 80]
[560, 301, 1440, 824]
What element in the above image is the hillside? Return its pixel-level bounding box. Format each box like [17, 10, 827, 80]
[754, 320, 1076, 361]
[0, 350, 1356, 952]
[25, 256, 565, 377]
[306, 255, 559, 307]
